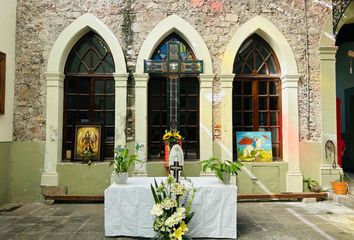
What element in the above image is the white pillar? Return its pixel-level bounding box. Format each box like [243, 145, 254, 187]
[199, 74, 214, 161]
[282, 74, 303, 192]
[133, 73, 149, 176]
[113, 73, 129, 147]
[319, 46, 342, 189]
[219, 74, 234, 161]
[41, 72, 64, 186]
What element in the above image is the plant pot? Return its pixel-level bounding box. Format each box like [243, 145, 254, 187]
[114, 172, 128, 184]
[331, 181, 348, 195]
[217, 172, 231, 184]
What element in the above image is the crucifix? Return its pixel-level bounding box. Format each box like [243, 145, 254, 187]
[170, 161, 183, 182]
[144, 40, 203, 131]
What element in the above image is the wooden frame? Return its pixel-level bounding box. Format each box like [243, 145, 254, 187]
[0, 52, 6, 114]
[232, 34, 282, 160]
[73, 124, 102, 161]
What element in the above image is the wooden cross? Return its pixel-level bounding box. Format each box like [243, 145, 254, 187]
[170, 161, 183, 182]
[144, 41, 203, 131]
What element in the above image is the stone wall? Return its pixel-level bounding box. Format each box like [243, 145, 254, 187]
[14, 0, 332, 143]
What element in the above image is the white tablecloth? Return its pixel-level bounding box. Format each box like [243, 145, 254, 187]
[104, 177, 237, 239]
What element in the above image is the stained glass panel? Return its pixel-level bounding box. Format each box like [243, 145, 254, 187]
[151, 33, 196, 61]
[65, 32, 115, 75]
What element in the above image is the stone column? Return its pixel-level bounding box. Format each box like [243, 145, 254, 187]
[282, 74, 303, 192]
[219, 74, 234, 161]
[41, 72, 64, 186]
[133, 73, 149, 176]
[110, 73, 129, 183]
[319, 46, 342, 189]
[113, 73, 129, 147]
[199, 74, 214, 161]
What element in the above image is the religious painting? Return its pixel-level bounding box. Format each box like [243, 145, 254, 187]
[74, 124, 102, 161]
[236, 131, 273, 162]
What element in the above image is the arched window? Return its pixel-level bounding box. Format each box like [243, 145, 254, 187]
[63, 31, 115, 161]
[148, 33, 200, 160]
[233, 34, 282, 160]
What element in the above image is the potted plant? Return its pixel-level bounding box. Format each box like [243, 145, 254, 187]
[303, 177, 322, 192]
[331, 172, 350, 195]
[109, 144, 143, 184]
[200, 157, 243, 184]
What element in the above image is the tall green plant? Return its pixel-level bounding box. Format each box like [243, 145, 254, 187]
[200, 157, 243, 181]
[109, 144, 143, 173]
[338, 172, 350, 182]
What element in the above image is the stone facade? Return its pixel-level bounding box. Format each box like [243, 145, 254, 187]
[14, 0, 332, 143]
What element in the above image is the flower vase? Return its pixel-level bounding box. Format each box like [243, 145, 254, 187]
[217, 172, 231, 184]
[114, 172, 128, 184]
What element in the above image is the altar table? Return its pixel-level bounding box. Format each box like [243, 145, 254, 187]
[104, 177, 237, 239]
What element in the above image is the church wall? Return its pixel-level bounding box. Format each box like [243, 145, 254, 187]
[299, 142, 322, 186]
[0, 143, 11, 205]
[0, 0, 16, 141]
[14, 0, 330, 143]
[10, 1, 335, 196]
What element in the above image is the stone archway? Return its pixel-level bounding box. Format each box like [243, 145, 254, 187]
[220, 16, 302, 192]
[134, 14, 214, 173]
[41, 13, 128, 186]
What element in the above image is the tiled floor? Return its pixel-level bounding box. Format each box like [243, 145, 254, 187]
[1, 200, 354, 240]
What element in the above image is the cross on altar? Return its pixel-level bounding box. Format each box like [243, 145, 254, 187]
[170, 161, 183, 182]
[144, 40, 203, 131]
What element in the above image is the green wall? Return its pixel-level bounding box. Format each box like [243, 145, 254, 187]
[2, 141, 292, 200]
[58, 163, 113, 195]
[0, 142, 11, 205]
[236, 162, 288, 194]
[10, 142, 44, 202]
[147, 161, 201, 177]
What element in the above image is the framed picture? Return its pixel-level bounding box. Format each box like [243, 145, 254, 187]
[73, 124, 102, 161]
[236, 131, 273, 162]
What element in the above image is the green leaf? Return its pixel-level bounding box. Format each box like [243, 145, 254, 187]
[150, 184, 160, 204]
[185, 212, 195, 224]
[216, 169, 223, 181]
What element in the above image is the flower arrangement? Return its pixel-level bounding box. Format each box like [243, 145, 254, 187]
[163, 130, 183, 145]
[150, 175, 197, 240]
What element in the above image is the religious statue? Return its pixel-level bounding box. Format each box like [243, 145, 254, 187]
[169, 144, 184, 182]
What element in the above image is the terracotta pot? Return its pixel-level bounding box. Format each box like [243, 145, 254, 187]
[114, 172, 128, 184]
[331, 181, 348, 195]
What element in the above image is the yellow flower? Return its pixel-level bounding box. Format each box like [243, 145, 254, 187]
[163, 131, 172, 140]
[172, 226, 183, 240]
[180, 221, 188, 232]
[173, 132, 182, 140]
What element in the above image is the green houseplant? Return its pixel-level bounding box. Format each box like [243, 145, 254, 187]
[331, 172, 350, 195]
[303, 177, 322, 192]
[109, 144, 143, 184]
[200, 157, 243, 184]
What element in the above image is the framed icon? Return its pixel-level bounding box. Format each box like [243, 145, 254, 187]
[74, 124, 102, 161]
